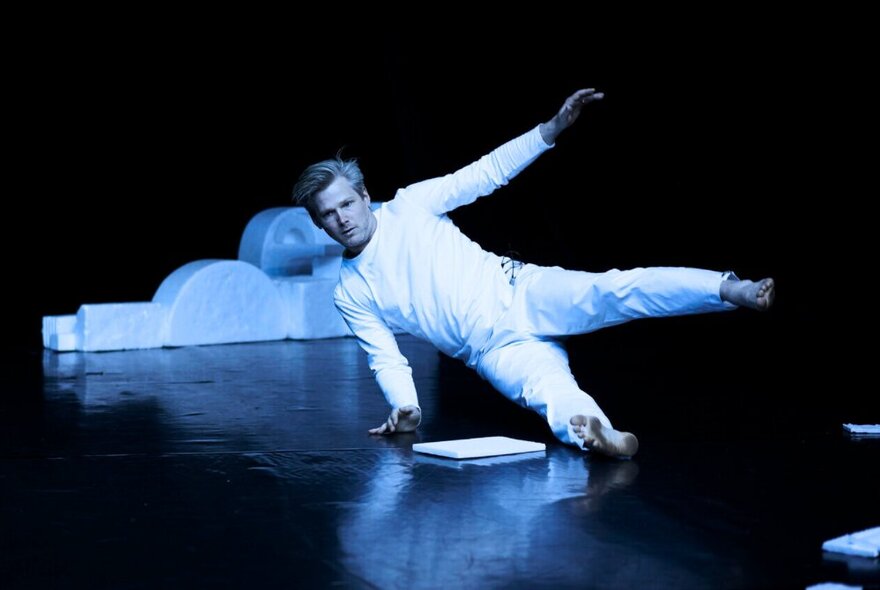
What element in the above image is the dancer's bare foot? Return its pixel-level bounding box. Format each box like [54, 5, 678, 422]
[720, 277, 775, 311]
[570, 415, 639, 458]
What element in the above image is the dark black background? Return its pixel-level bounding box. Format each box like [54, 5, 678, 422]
[4, 10, 870, 414]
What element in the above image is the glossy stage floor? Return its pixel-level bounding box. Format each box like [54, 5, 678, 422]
[2, 315, 878, 589]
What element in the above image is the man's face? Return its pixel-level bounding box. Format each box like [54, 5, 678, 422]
[312, 177, 376, 256]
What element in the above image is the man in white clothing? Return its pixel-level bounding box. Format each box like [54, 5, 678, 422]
[291, 88, 774, 458]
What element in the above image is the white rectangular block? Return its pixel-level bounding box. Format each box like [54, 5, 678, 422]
[412, 436, 546, 460]
[49, 332, 78, 352]
[274, 277, 352, 340]
[43, 315, 77, 349]
[312, 252, 344, 278]
[77, 302, 166, 352]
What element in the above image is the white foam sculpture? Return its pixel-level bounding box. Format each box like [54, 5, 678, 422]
[43, 206, 371, 352]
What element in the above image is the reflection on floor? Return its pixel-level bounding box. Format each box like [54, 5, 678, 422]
[1, 332, 878, 589]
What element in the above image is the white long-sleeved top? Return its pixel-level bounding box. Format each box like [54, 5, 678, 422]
[334, 125, 552, 409]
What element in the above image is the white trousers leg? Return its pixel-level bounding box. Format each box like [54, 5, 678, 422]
[476, 339, 610, 449]
[476, 266, 735, 449]
[511, 265, 735, 337]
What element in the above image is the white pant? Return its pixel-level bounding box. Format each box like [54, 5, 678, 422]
[474, 265, 735, 449]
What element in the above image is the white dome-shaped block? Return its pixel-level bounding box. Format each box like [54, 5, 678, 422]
[154, 260, 287, 347]
[238, 207, 344, 278]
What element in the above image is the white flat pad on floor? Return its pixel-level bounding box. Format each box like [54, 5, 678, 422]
[843, 423, 880, 435]
[412, 436, 546, 459]
[822, 526, 880, 558]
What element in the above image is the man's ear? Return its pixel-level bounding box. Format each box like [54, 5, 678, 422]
[362, 188, 371, 205]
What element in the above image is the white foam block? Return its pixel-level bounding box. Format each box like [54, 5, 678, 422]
[77, 302, 166, 352]
[274, 276, 352, 340]
[49, 332, 78, 352]
[822, 526, 880, 558]
[42, 315, 77, 349]
[238, 207, 333, 277]
[238, 205, 374, 278]
[154, 260, 287, 347]
[412, 436, 546, 460]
